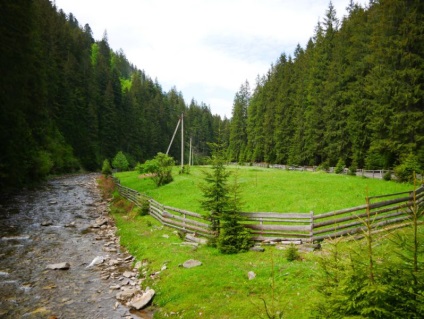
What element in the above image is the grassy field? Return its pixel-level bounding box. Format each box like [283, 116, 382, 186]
[108, 167, 417, 318]
[115, 165, 413, 214]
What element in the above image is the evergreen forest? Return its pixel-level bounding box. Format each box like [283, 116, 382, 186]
[1, 0, 227, 189]
[1, 0, 424, 190]
[228, 0, 424, 171]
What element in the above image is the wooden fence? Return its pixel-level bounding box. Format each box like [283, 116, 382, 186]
[114, 178, 423, 244]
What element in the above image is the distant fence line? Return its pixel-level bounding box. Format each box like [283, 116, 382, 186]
[114, 178, 424, 244]
[230, 162, 396, 179]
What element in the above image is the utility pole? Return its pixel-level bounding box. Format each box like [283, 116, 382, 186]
[180, 113, 184, 172]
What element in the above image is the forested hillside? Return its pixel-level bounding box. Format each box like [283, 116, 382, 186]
[1, 0, 226, 189]
[228, 0, 424, 170]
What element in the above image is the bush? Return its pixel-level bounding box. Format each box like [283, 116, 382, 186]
[394, 153, 422, 183]
[383, 171, 392, 181]
[112, 151, 129, 171]
[348, 160, 358, 176]
[102, 159, 112, 176]
[285, 243, 300, 261]
[141, 152, 175, 186]
[139, 198, 150, 216]
[317, 161, 330, 172]
[335, 158, 345, 174]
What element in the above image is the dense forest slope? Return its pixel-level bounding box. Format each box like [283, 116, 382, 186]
[0, 0, 226, 189]
[228, 0, 424, 170]
[2, 0, 423, 189]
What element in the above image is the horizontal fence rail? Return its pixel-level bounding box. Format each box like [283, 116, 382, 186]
[113, 177, 423, 244]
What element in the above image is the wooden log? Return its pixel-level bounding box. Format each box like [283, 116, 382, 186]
[314, 205, 408, 228]
[161, 216, 213, 235]
[163, 205, 205, 219]
[244, 224, 311, 232]
[248, 230, 310, 237]
[252, 236, 309, 243]
[313, 215, 410, 241]
[162, 210, 210, 228]
[241, 218, 312, 224]
[240, 212, 311, 219]
[313, 211, 406, 235]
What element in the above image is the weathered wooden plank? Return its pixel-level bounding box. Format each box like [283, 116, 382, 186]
[242, 218, 312, 224]
[163, 205, 205, 219]
[249, 230, 311, 237]
[313, 211, 406, 235]
[252, 236, 311, 243]
[161, 216, 213, 235]
[314, 205, 408, 228]
[240, 212, 311, 219]
[313, 215, 410, 241]
[244, 224, 311, 232]
[162, 210, 210, 228]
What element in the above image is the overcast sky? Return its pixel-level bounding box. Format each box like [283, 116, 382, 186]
[54, 0, 360, 118]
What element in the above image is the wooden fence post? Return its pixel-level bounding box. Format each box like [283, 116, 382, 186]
[310, 211, 314, 242]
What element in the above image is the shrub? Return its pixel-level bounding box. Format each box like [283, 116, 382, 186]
[285, 243, 300, 261]
[383, 171, 392, 181]
[141, 152, 175, 187]
[112, 151, 129, 171]
[335, 158, 345, 174]
[102, 159, 112, 176]
[317, 161, 330, 172]
[139, 198, 150, 216]
[348, 160, 357, 176]
[394, 153, 422, 183]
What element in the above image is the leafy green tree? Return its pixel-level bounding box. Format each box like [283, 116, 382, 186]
[112, 151, 129, 171]
[140, 152, 175, 187]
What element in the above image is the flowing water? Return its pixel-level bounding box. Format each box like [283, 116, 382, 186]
[0, 174, 152, 319]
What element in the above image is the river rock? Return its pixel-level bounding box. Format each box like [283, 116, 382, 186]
[182, 259, 202, 268]
[116, 287, 138, 301]
[46, 262, 70, 270]
[91, 217, 108, 228]
[86, 256, 105, 268]
[130, 288, 155, 310]
[123, 271, 136, 278]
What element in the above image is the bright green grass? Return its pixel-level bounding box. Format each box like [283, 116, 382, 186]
[111, 168, 418, 318]
[113, 211, 320, 319]
[115, 166, 412, 214]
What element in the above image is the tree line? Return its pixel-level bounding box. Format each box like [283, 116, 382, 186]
[227, 0, 424, 172]
[1, 0, 227, 189]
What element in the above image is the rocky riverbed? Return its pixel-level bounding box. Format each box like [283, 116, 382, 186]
[0, 174, 154, 318]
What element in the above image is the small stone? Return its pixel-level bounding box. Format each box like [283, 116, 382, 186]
[248, 271, 256, 280]
[41, 220, 53, 226]
[182, 259, 202, 269]
[109, 285, 121, 290]
[46, 262, 70, 270]
[86, 256, 104, 268]
[123, 271, 136, 278]
[130, 288, 155, 310]
[116, 287, 138, 301]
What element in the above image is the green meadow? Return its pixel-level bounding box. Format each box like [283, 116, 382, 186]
[115, 165, 412, 214]
[109, 167, 416, 318]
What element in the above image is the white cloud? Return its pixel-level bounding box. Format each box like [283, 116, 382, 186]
[54, 0, 359, 118]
